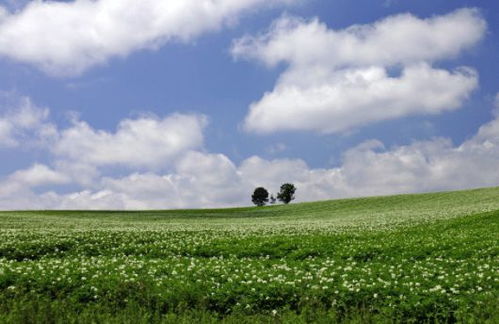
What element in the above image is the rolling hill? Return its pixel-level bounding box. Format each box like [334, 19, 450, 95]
[0, 187, 498, 323]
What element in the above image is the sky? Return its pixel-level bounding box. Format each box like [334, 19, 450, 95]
[0, 0, 498, 210]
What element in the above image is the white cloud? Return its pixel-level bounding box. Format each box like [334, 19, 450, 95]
[0, 0, 292, 75]
[232, 9, 486, 134]
[334, 119, 499, 196]
[100, 173, 182, 209]
[0, 163, 69, 199]
[53, 114, 207, 169]
[57, 113, 499, 209]
[232, 9, 485, 68]
[244, 64, 477, 133]
[99, 152, 245, 209]
[0, 100, 207, 171]
[3, 112, 499, 210]
[9, 163, 70, 187]
[2, 95, 499, 210]
[52, 160, 99, 187]
[0, 96, 56, 147]
[239, 114, 499, 201]
[0, 95, 210, 197]
[173, 151, 245, 207]
[1, 99, 207, 169]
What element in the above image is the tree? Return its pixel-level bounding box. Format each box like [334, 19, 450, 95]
[252, 187, 269, 206]
[277, 183, 296, 204]
[269, 194, 277, 205]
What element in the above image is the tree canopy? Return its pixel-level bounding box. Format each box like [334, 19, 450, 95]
[277, 183, 296, 204]
[252, 187, 269, 206]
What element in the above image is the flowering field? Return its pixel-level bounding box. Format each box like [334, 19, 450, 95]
[0, 188, 498, 323]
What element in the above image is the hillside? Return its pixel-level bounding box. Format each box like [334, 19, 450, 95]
[0, 187, 498, 323]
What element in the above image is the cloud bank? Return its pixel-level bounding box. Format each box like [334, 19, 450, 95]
[0, 0, 292, 75]
[233, 8, 485, 134]
[1, 95, 499, 210]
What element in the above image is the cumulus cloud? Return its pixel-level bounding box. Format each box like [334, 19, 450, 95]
[0, 96, 56, 147]
[232, 9, 485, 68]
[244, 64, 477, 133]
[2, 111, 499, 210]
[1, 94, 499, 210]
[0, 164, 69, 199]
[53, 114, 207, 169]
[99, 152, 245, 209]
[0, 0, 292, 75]
[0, 98, 207, 168]
[9, 163, 70, 187]
[232, 9, 486, 134]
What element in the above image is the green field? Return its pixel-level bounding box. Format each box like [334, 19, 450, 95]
[1, 187, 498, 323]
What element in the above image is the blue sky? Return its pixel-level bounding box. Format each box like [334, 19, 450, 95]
[0, 0, 498, 209]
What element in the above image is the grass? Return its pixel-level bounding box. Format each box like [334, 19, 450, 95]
[0, 186, 498, 323]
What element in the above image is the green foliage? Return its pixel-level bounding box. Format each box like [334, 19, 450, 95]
[277, 183, 296, 204]
[1, 186, 499, 323]
[251, 187, 269, 206]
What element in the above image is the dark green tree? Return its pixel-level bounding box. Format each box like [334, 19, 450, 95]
[277, 183, 296, 204]
[252, 187, 269, 206]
